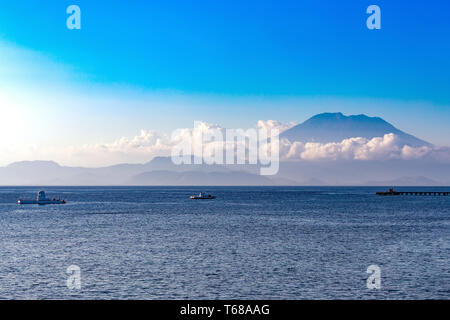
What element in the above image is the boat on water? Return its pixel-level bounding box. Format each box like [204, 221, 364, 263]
[190, 192, 216, 200]
[376, 188, 401, 196]
[18, 191, 66, 205]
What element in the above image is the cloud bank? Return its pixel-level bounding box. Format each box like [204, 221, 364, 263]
[36, 121, 450, 167]
[281, 133, 443, 161]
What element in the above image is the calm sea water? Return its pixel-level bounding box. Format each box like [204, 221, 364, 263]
[0, 186, 449, 300]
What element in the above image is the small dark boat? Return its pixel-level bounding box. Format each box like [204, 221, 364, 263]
[376, 188, 401, 196]
[190, 192, 216, 200]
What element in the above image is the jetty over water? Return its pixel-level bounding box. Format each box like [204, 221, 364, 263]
[376, 188, 450, 196]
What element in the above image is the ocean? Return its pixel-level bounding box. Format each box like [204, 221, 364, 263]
[0, 186, 449, 299]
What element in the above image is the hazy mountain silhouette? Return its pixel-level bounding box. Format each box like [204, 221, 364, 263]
[0, 158, 278, 186]
[281, 112, 432, 147]
[2, 157, 449, 186]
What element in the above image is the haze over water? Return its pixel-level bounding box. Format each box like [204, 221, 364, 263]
[0, 186, 449, 299]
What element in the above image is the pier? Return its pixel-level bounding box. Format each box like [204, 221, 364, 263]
[376, 188, 450, 196]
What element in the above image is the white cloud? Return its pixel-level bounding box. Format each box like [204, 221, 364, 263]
[58, 126, 450, 167]
[39, 121, 275, 166]
[63, 130, 173, 166]
[280, 133, 448, 162]
[400, 145, 432, 160]
[257, 120, 296, 134]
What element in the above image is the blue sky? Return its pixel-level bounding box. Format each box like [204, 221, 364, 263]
[0, 0, 449, 165]
[1, 0, 449, 100]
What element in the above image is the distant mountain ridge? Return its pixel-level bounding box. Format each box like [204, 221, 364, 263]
[1, 157, 450, 186]
[0, 157, 284, 186]
[281, 112, 431, 147]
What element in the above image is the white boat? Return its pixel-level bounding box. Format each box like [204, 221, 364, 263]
[190, 192, 216, 200]
[18, 191, 66, 205]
